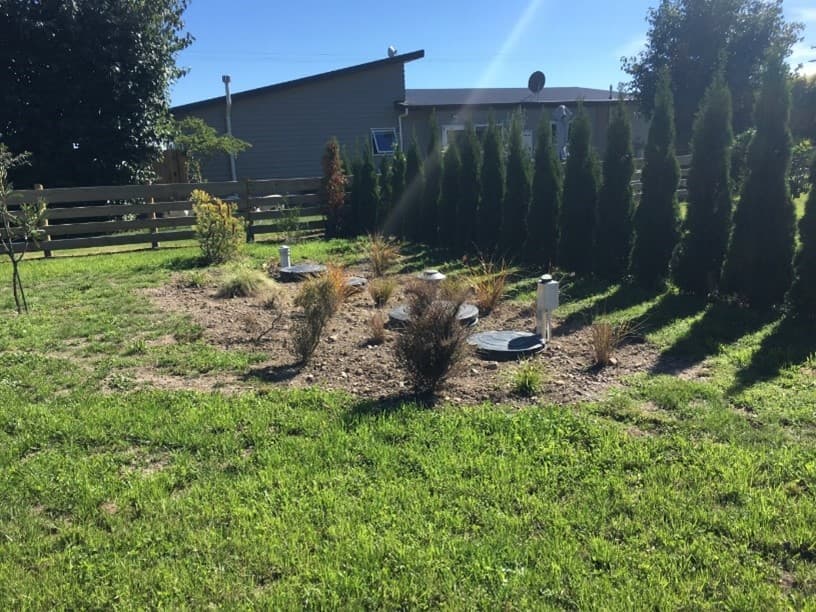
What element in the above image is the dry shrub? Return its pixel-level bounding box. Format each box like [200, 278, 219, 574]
[368, 277, 396, 308]
[291, 276, 337, 363]
[368, 233, 400, 276]
[215, 267, 274, 298]
[591, 319, 637, 366]
[468, 258, 511, 314]
[368, 312, 387, 345]
[325, 263, 356, 309]
[394, 285, 469, 397]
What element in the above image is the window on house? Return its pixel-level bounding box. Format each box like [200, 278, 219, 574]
[442, 124, 488, 149]
[371, 128, 398, 155]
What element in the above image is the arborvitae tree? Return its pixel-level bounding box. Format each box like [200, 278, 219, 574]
[321, 138, 347, 239]
[477, 117, 504, 254]
[630, 71, 680, 289]
[787, 153, 816, 318]
[357, 145, 380, 234]
[439, 140, 462, 249]
[421, 112, 442, 246]
[595, 99, 635, 280]
[457, 122, 481, 252]
[523, 114, 562, 267]
[387, 147, 407, 238]
[379, 155, 393, 231]
[404, 136, 424, 242]
[672, 76, 734, 294]
[721, 57, 796, 307]
[347, 156, 363, 236]
[559, 102, 600, 275]
[500, 110, 532, 258]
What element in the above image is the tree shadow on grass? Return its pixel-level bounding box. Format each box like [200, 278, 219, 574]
[342, 392, 434, 425]
[729, 315, 816, 393]
[243, 363, 302, 384]
[651, 301, 778, 376]
[555, 283, 663, 336]
[635, 291, 708, 337]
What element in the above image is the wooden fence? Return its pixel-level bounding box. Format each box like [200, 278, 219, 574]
[632, 153, 691, 201]
[3, 153, 691, 256]
[3, 178, 324, 255]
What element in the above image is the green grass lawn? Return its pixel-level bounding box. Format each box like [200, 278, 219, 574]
[1, 237, 815, 608]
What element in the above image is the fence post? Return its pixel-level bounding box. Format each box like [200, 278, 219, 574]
[150, 196, 160, 249]
[34, 184, 52, 258]
[243, 179, 254, 243]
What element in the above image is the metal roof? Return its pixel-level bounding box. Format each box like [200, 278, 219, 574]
[172, 49, 425, 113]
[402, 87, 615, 107]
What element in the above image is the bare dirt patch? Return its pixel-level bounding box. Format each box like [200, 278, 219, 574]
[139, 270, 666, 405]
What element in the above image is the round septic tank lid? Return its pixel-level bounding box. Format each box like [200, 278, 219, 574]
[345, 276, 368, 289]
[278, 263, 326, 281]
[418, 269, 446, 282]
[467, 330, 545, 358]
[389, 302, 479, 327]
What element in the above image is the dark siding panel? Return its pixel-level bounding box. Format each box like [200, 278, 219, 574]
[179, 63, 406, 180]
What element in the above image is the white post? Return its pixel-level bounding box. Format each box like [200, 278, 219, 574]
[279, 245, 290, 269]
[536, 274, 559, 342]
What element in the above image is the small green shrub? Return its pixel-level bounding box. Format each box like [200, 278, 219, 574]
[191, 189, 245, 265]
[368, 312, 387, 345]
[177, 269, 210, 289]
[215, 268, 275, 299]
[291, 274, 341, 364]
[508, 360, 545, 397]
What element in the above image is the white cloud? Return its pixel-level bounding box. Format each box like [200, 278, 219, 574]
[788, 42, 816, 76]
[797, 7, 816, 24]
[615, 35, 647, 60]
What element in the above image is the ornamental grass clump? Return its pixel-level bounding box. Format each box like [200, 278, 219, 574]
[191, 189, 245, 265]
[215, 267, 275, 299]
[367, 233, 400, 276]
[368, 277, 396, 308]
[468, 257, 510, 314]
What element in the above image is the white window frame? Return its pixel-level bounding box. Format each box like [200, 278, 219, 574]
[441, 124, 489, 149]
[370, 128, 398, 155]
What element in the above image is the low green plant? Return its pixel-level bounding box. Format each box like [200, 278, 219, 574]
[291, 274, 340, 364]
[215, 267, 275, 299]
[508, 360, 545, 396]
[191, 189, 245, 265]
[278, 198, 302, 240]
[176, 269, 210, 288]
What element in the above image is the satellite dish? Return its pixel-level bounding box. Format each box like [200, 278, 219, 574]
[528, 70, 546, 94]
[388, 46, 398, 58]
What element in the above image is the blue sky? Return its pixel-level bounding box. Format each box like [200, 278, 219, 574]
[171, 0, 816, 107]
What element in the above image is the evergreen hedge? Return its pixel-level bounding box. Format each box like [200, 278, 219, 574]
[421, 112, 442, 246]
[404, 136, 424, 242]
[672, 76, 734, 295]
[477, 117, 504, 255]
[630, 71, 680, 289]
[721, 57, 796, 307]
[523, 114, 561, 267]
[457, 122, 481, 252]
[595, 99, 635, 280]
[500, 110, 532, 258]
[439, 140, 462, 249]
[559, 102, 600, 275]
[787, 153, 816, 318]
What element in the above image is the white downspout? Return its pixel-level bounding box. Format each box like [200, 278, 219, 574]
[398, 104, 409, 151]
[222, 75, 237, 181]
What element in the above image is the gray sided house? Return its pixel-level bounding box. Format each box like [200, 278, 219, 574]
[173, 50, 649, 181]
[401, 88, 649, 159]
[171, 50, 425, 180]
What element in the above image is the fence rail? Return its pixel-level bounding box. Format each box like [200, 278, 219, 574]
[3, 177, 325, 255]
[3, 153, 692, 256]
